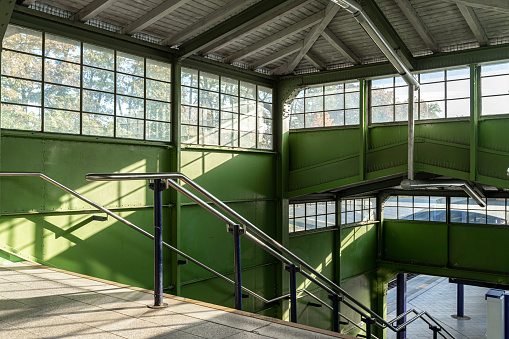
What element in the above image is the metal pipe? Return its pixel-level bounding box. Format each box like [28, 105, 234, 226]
[232, 224, 243, 311]
[331, 293, 340, 332]
[150, 179, 166, 308]
[287, 263, 298, 323]
[408, 84, 415, 180]
[329, 0, 419, 90]
[400, 179, 486, 207]
[396, 273, 407, 339]
[457, 284, 464, 318]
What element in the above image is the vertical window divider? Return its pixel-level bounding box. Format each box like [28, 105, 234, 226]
[113, 50, 117, 138]
[143, 57, 147, 141]
[41, 32, 45, 132]
[79, 42, 83, 135]
[218, 76, 222, 146]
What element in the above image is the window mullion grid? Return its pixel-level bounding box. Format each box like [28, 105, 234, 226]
[197, 71, 200, 145]
[218, 76, 222, 146]
[79, 42, 83, 135]
[41, 32, 46, 132]
[143, 57, 147, 141]
[113, 50, 117, 138]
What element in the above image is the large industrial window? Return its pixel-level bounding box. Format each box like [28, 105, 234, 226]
[340, 198, 377, 225]
[289, 202, 336, 233]
[481, 62, 509, 116]
[370, 67, 470, 123]
[384, 196, 447, 222]
[451, 197, 509, 225]
[289, 81, 360, 129]
[1, 24, 172, 141]
[180, 68, 273, 149]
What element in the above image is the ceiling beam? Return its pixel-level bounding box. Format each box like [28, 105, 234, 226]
[122, 0, 191, 35]
[163, 0, 249, 46]
[250, 42, 302, 70]
[178, 0, 299, 58]
[393, 0, 441, 53]
[226, 10, 324, 63]
[321, 27, 361, 64]
[457, 4, 490, 46]
[72, 0, 117, 22]
[360, 0, 415, 69]
[442, 0, 509, 13]
[276, 2, 340, 75]
[304, 51, 326, 70]
[198, 0, 313, 56]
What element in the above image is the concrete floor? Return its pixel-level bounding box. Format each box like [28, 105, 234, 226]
[387, 275, 490, 339]
[0, 261, 350, 339]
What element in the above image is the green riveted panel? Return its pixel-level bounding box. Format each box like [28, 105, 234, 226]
[479, 118, 509, 153]
[416, 120, 470, 146]
[477, 151, 509, 182]
[415, 142, 470, 173]
[383, 221, 448, 266]
[340, 224, 377, 281]
[369, 125, 407, 150]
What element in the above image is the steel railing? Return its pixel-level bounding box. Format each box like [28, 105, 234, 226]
[0, 172, 455, 338]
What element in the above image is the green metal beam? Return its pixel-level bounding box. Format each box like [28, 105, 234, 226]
[177, 0, 294, 59]
[0, 0, 16, 42]
[359, 79, 368, 181]
[360, 0, 415, 69]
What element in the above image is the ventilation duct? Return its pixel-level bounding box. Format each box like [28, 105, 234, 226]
[330, 0, 419, 90]
[401, 179, 486, 208]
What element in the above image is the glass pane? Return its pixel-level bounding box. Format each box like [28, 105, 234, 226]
[258, 133, 272, 150]
[182, 68, 198, 87]
[399, 196, 413, 207]
[372, 77, 393, 89]
[395, 86, 409, 104]
[447, 99, 469, 118]
[327, 214, 336, 227]
[354, 209, 362, 222]
[430, 209, 446, 222]
[345, 109, 359, 125]
[481, 62, 509, 77]
[83, 66, 114, 92]
[414, 207, 429, 221]
[289, 218, 295, 233]
[451, 197, 468, 210]
[220, 129, 238, 147]
[420, 101, 445, 119]
[447, 79, 470, 99]
[420, 82, 445, 101]
[45, 59, 80, 87]
[395, 104, 408, 121]
[221, 94, 239, 112]
[294, 217, 305, 232]
[290, 114, 304, 129]
[116, 117, 144, 139]
[317, 202, 326, 215]
[116, 95, 144, 118]
[116, 73, 144, 97]
[1, 103, 41, 131]
[200, 127, 219, 145]
[1, 50, 41, 80]
[1, 77, 41, 105]
[414, 196, 429, 208]
[468, 210, 486, 224]
[317, 215, 326, 228]
[199, 72, 219, 91]
[44, 84, 79, 110]
[430, 196, 446, 208]
[147, 79, 171, 102]
[181, 86, 198, 106]
[83, 90, 114, 115]
[326, 110, 344, 126]
[117, 52, 144, 76]
[341, 212, 346, 224]
[146, 59, 171, 82]
[258, 102, 272, 119]
[289, 205, 294, 219]
[258, 117, 272, 134]
[487, 198, 505, 210]
[181, 125, 198, 144]
[469, 197, 485, 210]
[345, 82, 360, 92]
[482, 96, 509, 115]
[295, 89, 305, 98]
[306, 216, 316, 230]
[182, 106, 198, 124]
[345, 92, 359, 109]
[306, 86, 323, 96]
[290, 98, 304, 114]
[325, 83, 343, 94]
[325, 94, 344, 110]
[487, 210, 506, 225]
[346, 211, 354, 223]
[147, 100, 171, 121]
[420, 71, 444, 83]
[83, 43, 114, 70]
[221, 111, 238, 130]
[199, 90, 219, 109]
[146, 121, 170, 142]
[450, 209, 467, 223]
[258, 86, 272, 103]
[44, 109, 80, 134]
[482, 75, 509, 96]
[45, 33, 80, 63]
[82, 113, 113, 137]
[295, 204, 305, 217]
[221, 77, 238, 95]
[327, 201, 335, 213]
[3, 25, 42, 55]
[384, 206, 397, 219]
[447, 67, 470, 80]
[398, 207, 414, 220]
[240, 114, 256, 132]
[240, 81, 256, 99]
[305, 112, 323, 128]
[305, 96, 323, 112]
[385, 196, 397, 206]
[199, 108, 219, 127]
[240, 131, 255, 148]
[372, 106, 393, 123]
[372, 88, 393, 106]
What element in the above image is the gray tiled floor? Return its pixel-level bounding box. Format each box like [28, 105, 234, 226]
[0, 261, 348, 339]
[387, 275, 489, 339]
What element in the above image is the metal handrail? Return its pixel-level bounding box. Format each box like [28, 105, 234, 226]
[0, 172, 455, 338]
[85, 172, 455, 338]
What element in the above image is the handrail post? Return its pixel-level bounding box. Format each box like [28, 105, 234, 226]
[362, 316, 373, 339]
[228, 224, 244, 310]
[148, 179, 168, 308]
[430, 325, 441, 339]
[329, 293, 341, 332]
[285, 263, 300, 323]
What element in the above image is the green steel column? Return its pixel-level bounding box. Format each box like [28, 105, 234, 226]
[359, 79, 368, 181]
[470, 64, 480, 182]
[334, 196, 342, 331]
[169, 58, 182, 296]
